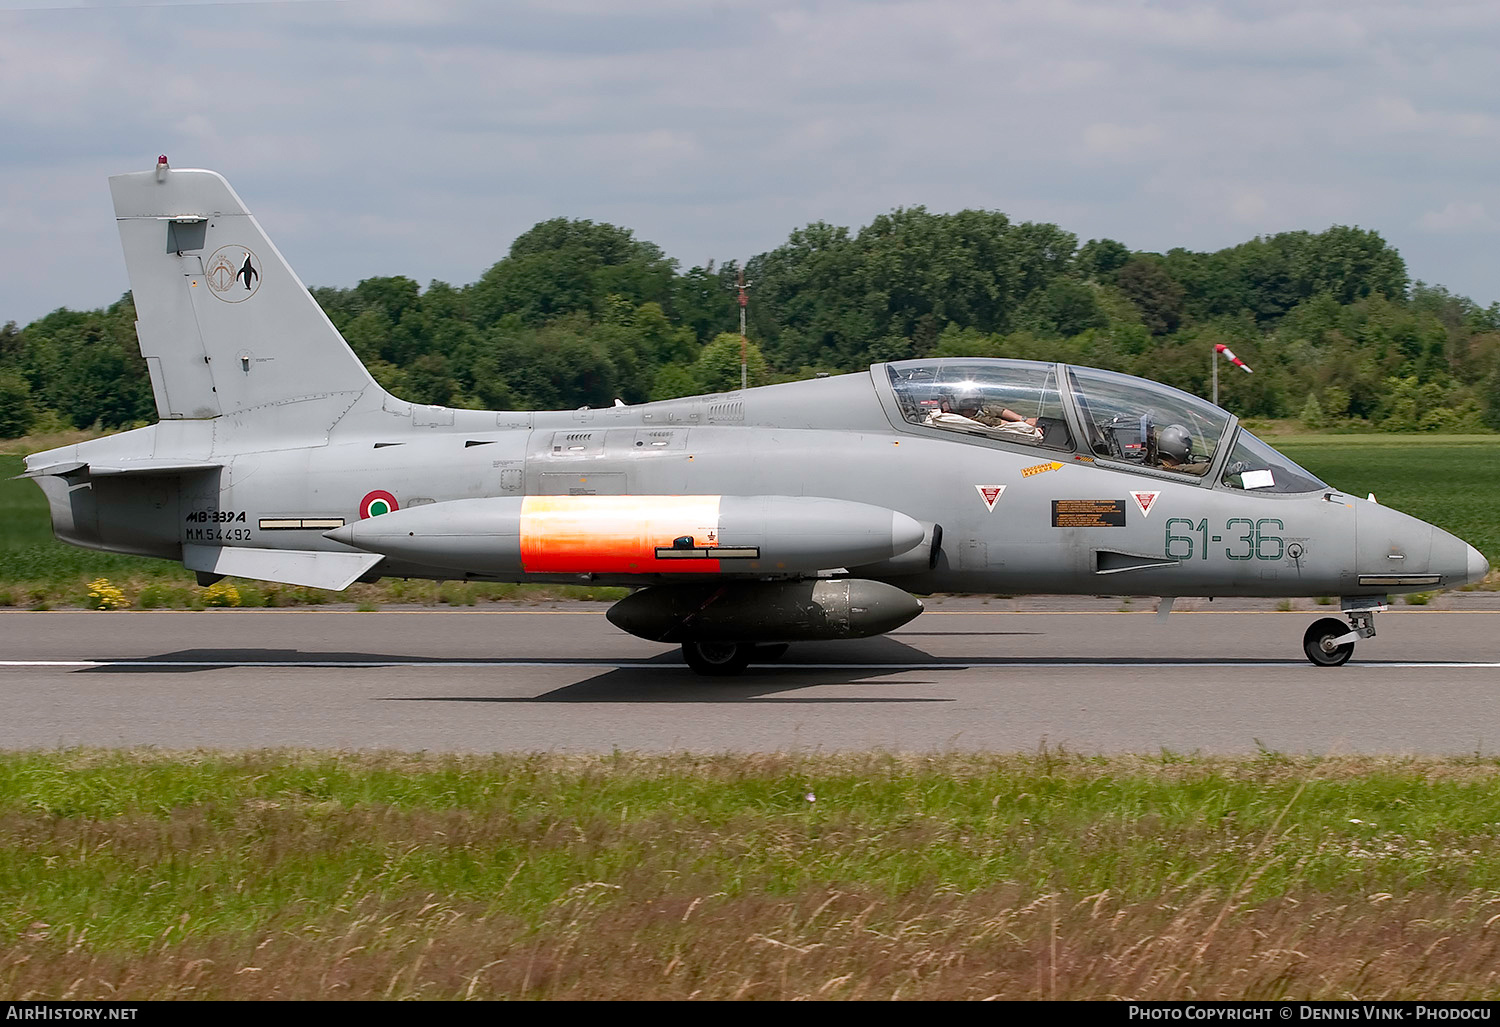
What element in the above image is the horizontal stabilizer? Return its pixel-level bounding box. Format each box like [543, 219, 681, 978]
[13, 461, 88, 479]
[89, 461, 221, 477]
[15, 459, 220, 480]
[182, 545, 382, 591]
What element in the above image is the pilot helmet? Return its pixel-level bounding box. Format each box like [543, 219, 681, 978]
[1157, 423, 1192, 464]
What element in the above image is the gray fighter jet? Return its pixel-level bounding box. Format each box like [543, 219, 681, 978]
[22, 161, 1491, 674]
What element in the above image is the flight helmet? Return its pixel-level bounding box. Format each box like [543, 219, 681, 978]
[1157, 423, 1193, 464]
[953, 391, 983, 414]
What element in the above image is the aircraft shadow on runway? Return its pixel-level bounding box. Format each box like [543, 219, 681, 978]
[76, 631, 1313, 678]
[77, 648, 497, 673]
[366, 635, 1260, 705]
[70, 637, 955, 701]
[68, 639, 1454, 702]
[381, 661, 954, 706]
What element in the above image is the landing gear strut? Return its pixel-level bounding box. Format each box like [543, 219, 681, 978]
[681, 641, 752, 676]
[679, 641, 790, 676]
[1302, 598, 1384, 667]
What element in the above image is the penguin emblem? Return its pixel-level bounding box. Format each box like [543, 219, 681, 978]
[204, 246, 262, 303]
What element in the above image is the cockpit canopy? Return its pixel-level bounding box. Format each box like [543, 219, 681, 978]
[885, 360, 1076, 451]
[1065, 364, 1227, 476]
[884, 358, 1327, 493]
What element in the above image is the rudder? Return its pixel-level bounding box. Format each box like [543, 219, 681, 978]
[111, 160, 379, 422]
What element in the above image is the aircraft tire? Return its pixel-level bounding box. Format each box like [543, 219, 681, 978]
[1303, 617, 1354, 667]
[682, 641, 753, 676]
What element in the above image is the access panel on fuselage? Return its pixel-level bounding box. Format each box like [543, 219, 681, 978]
[526, 427, 695, 497]
[211, 433, 532, 555]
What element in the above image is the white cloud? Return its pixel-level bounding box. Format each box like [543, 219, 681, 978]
[3, 0, 1500, 326]
[1229, 191, 1271, 225]
[1081, 123, 1164, 161]
[1418, 201, 1496, 233]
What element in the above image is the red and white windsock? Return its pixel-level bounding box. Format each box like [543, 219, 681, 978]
[1215, 343, 1253, 373]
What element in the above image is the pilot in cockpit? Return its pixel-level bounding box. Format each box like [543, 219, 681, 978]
[1155, 423, 1210, 474]
[956, 393, 1038, 428]
[925, 392, 1044, 438]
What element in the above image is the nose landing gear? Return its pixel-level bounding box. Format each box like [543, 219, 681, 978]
[1302, 597, 1386, 667]
[1303, 618, 1357, 666]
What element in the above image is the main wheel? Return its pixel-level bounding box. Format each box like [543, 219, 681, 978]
[681, 640, 753, 676]
[1303, 617, 1354, 667]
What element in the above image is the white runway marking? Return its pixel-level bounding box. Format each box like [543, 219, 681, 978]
[4, 660, 1500, 671]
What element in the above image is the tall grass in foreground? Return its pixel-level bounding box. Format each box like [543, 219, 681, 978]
[5, 750, 1500, 999]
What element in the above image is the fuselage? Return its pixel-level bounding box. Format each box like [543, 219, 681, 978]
[27, 358, 1488, 599]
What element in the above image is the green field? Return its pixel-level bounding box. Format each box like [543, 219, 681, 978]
[1269, 433, 1500, 564]
[2, 433, 1496, 607]
[4, 750, 1500, 1000]
[0, 453, 190, 596]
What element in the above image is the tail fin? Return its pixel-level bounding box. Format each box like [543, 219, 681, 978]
[111, 162, 379, 420]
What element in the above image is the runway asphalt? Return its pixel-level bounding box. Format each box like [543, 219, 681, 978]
[2, 603, 1498, 754]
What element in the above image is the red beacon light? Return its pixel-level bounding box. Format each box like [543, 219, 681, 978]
[155, 155, 169, 182]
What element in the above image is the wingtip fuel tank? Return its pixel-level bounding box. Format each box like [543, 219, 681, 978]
[327, 494, 928, 580]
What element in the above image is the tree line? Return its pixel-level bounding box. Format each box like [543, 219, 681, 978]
[4, 207, 1500, 438]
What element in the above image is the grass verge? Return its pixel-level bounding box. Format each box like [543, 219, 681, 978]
[6, 749, 1500, 999]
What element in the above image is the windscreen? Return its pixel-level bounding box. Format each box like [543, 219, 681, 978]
[1219, 430, 1327, 493]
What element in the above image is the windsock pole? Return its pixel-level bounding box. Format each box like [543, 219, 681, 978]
[1212, 343, 1253, 407]
[734, 266, 753, 392]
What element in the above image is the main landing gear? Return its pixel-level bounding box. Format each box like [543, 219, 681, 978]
[1302, 599, 1384, 667]
[680, 641, 790, 677]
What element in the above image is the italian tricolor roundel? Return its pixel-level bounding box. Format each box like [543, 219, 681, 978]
[359, 490, 398, 519]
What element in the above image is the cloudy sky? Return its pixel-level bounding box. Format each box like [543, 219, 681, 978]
[2, 0, 1498, 327]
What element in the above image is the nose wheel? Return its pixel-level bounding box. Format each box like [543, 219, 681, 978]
[1303, 618, 1355, 666]
[1302, 603, 1381, 667]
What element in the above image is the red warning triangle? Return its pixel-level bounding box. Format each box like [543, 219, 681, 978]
[975, 484, 1006, 512]
[1131, 490, 1161, 518]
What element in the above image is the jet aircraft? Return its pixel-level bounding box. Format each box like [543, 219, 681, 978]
[22, 161, 1492, 674]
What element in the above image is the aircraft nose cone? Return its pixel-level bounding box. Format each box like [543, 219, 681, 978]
[1465, 544, 1490, 586]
